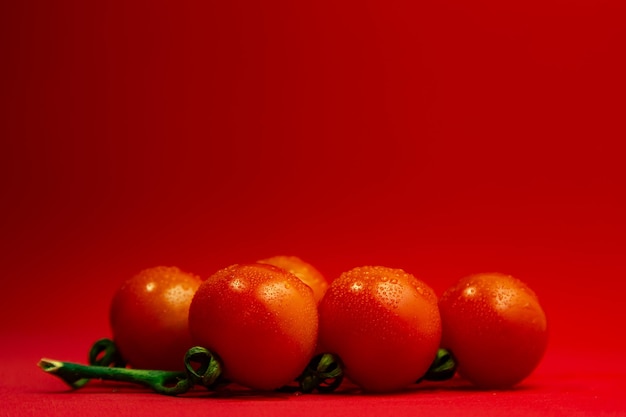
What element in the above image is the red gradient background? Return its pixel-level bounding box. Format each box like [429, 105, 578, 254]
[1, 1, 625, 415]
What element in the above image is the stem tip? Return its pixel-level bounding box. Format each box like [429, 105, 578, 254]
[38, 359, 63, 373]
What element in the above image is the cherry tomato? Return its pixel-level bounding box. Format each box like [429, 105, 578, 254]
[318, 266, 442, 392]
[188, 263, 318, 390]
[109, 266, 202, 371]
[257, 255, 329, 303]
[438, 273, 548, 389]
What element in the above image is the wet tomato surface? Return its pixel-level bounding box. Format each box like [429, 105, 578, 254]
[188, 263, 318, 390]
[318, 266, 442, 392]
[109, 266, 202, 371]
[438, 272, 549, 388]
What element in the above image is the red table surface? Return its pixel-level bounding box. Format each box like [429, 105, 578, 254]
[2, 0, 626, 415]
[2, 335, 626, 417]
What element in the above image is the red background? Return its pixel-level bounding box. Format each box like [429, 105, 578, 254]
[1, 0, 625, 415]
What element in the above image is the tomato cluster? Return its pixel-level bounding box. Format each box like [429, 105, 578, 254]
[108, 257, 548, 393]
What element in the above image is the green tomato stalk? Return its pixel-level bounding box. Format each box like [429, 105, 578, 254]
[38, 345, 223, 395]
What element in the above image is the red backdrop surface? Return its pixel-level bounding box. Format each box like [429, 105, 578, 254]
[1, 1, 625, 416]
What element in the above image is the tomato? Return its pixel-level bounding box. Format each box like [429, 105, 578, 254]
[438, 273, 548, 389]
[188, 263, 318, 390]
[318, 266, 441, 392]
[109, 266, 202, 371]
[257, 255, 329, 303]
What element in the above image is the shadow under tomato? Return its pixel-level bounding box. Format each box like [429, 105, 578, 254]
[37, 376, 540, 399]
[326, 377, 541, 397]
[39, 381, 304, 401]
[410, 378, 542, 394]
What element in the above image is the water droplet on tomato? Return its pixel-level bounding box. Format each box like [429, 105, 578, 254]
[464, 286, 477, 297]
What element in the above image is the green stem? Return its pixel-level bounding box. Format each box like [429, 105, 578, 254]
[69, 338, 128, 389]
[38, 346, 224, 396]
[38, 359, 190, 395]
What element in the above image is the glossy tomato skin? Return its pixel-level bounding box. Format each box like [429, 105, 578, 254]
[257, 255, 329, 303]
[188, 263, 318, 390]
[318, 266, 442, 392]
[109, 266, 202, 371]
[438, 273, 548, 389]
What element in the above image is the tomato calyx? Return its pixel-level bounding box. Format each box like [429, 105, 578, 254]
[88, 338, 127, 368]
[417, 348, 458, 383]
[296, 353, 344, 393]
[184, 346, 226, 389]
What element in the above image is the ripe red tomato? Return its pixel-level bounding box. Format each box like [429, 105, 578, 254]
[109, 266, 202, 371]
[438, 273, 549, 389]
[188, 263, 318, 390]
[318, 266, 442, 392]
[257, 255, 329, 303]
